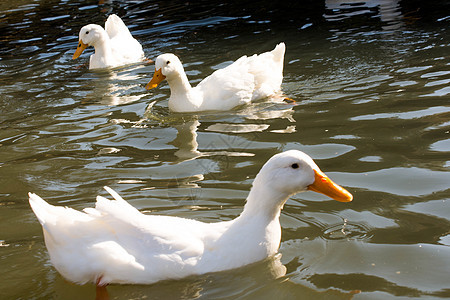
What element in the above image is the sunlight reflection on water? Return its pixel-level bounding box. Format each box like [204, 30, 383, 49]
[1, 0, 450, 299]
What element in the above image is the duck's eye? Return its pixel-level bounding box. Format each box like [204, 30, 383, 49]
[166, 60, 171, 65]
[85, 31, 90, 35]
[291, 163, 299, 169]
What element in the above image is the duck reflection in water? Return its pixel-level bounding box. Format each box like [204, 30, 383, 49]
[53, 254, 359, 299]
[166, 100, 298, 163]
[77, 67, 148, 106]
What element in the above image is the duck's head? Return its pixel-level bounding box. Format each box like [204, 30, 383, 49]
[145, 53, 183, 90]
[73, 24, 104, 60]
[254, 150, 353, 203]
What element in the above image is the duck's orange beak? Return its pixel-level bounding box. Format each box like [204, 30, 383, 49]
[146, 68, 165, 90]
[73, 40, 88, 59]
[308, 169, 353, 202]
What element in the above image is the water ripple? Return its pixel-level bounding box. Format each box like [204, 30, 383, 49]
[351, 106, 450, 121]
[1, 1, 450, 299]
[322, 221, 372, 241]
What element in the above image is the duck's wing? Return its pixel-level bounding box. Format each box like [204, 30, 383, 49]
[196, 57, 256, 110]
[105, 14, 144, 62]
[105, 14, 132, 40]
[86, 187, 207, 257]
[86, 187, 214, 283]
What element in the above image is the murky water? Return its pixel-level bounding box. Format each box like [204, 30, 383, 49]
[1, 0, 449, 299]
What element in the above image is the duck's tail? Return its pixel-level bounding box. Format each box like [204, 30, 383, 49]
[29, 192, 55, 225]
[29, 193, 93, 228]
[83, 187, 143, 226]
[105, 14, 130, 39]
[272, 42, 286, 64]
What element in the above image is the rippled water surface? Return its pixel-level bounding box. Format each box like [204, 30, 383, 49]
[1, 0, 449, 299]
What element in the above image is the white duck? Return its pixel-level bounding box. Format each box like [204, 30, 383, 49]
[72, 14, 145, 69]
[145, 43, 286, 112]
[29, 150, 352, 287]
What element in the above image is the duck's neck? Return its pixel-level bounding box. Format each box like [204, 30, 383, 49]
[225, 179, 290, 259]
[91, 34, 114, 67]
[240, 178, 289, 221]
[167, 73, 201, 112]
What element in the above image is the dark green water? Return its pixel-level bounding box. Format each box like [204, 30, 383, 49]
[1, 1, 449, 299]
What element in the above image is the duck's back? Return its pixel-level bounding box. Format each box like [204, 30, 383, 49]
[192, 58, 256, 111]
[195, 43, 285, 110]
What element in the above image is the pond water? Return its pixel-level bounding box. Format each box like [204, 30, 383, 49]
[1, 0, 449, 299]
